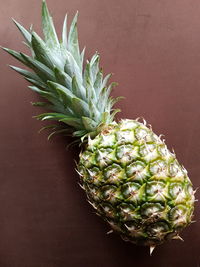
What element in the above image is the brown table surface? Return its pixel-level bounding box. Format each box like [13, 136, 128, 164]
[0, 0, 200, 266]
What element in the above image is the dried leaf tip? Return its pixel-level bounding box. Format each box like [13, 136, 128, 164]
[106, 230, 113, 235]
[150, 245, 156, 256]
[172, 235, 184, 242]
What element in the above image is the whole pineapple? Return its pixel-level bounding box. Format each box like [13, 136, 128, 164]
[3, 0, 195, 254]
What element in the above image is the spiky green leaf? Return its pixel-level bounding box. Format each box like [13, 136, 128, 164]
[25, 77, 46, 88]
[54, 67, 72, 89]
[20, 52, 55, 81]
[60, 116, 82, 128]
[82, 116, 97, 131]
[12, 19, 32, 45]
[71, 97, 90, 117]
[2, 47, 27, 64]
[62, 14, 68, 48]
[3, 1, 120, 138]
[68, 12, 81, 67]
[31, 32, 54, 69]
[41, 0, 59, 48]
[9, 65, 44, 84]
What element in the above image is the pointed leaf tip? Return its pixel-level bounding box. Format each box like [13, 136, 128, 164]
[12, 18, 32, 44]
[42, 0, 59, 47]
[67, 11, 81, 67]
[62, 14, 68, 47]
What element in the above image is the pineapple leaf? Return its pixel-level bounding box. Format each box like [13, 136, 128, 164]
[82, 116, 97, 131]
[42, 0, 59, 48]
[28, 86, 61, 107]
[2, 47, 27, 64]
[110, 109, 121, 121]
[31, 32, 54, 69]
[88, 99, 100, 120]
[47, 81, 74, 99]
[73, 129, 88, 137]
[25, 77, 46, 88]
[38, 124, 58, 133]
[32, 101, 48, 107]
[71, 97, 90, 117]
[71, 76, 79, 95]
[90, 53, 99, 84]
[107, 82, 118, 96]
[12, 18, 32, 45]
[102, 73, 112, 88]
[54, 67, 72, 90]
[47, 128, 70, 140]
[68, 12, 81, 67]
[31, 102, 62, 112]
[96, 73, 112, 97]
[35, 112, 69, 121]
[9, 65, 44, 84]
[3, 1, 120, 139]
[62, 14, 68, 48]
[98, 87, 107, 112]
[108, 96, 124, 109]
[64, 51, 82, 83]
[83, 61, 90, 88]
[59, 116, 82, 128]
[84, 63, 96, 101]
[20, 52, 55, 81]
[72, 76, 84, 99]
[80, 47, 85, 69]
[94, 69, 103, 94]
[101, 112, 110, 124]
[47, 81, 78, 109]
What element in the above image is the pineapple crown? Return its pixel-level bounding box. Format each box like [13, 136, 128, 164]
[3, 0, 121, 139]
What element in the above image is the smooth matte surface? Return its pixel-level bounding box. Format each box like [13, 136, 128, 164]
[0, 0, 200, 266]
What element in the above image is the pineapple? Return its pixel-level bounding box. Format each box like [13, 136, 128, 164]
[3, 0, 195, 254]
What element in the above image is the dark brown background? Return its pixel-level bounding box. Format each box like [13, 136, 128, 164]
[0, 0, 200, 266]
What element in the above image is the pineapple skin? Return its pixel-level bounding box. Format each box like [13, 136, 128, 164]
[78, 119, 195, 246]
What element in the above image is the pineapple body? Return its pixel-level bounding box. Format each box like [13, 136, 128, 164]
[79, 119, 194, 246]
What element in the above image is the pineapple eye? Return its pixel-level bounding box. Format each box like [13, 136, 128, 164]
[100, 203, 116, 219]
[125, 223, 144, 239]
[158, 144, 174, 159]
[99, 134, 116, 147]
[126, 161, 149, 183]
[135, 128, 153, 142]
[86, 184, 101, 202]
[118, 203, 140, 221]
[96, 148, 116, 168]
[169, 205, 189, 227]
[116, 130, 136, 144]
[121, 182, 143, 204]
[150, 160, 168, 178]
[146, 181, 167, 202]
[104, 163, 125, 184]
[169, 160, 185, 181]
[147, 222, 169, 239]
[87, 167, 102, 185]
[141, 203, 165, 219]
[120, 120, 139, 130]
[101, 185, 121, 204]
[139, 144, 158, 161]
[116, 144, 139, 164]
[80, 151, 96, 168]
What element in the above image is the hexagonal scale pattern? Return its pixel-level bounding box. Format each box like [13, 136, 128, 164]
[78, 119, 195, 246]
